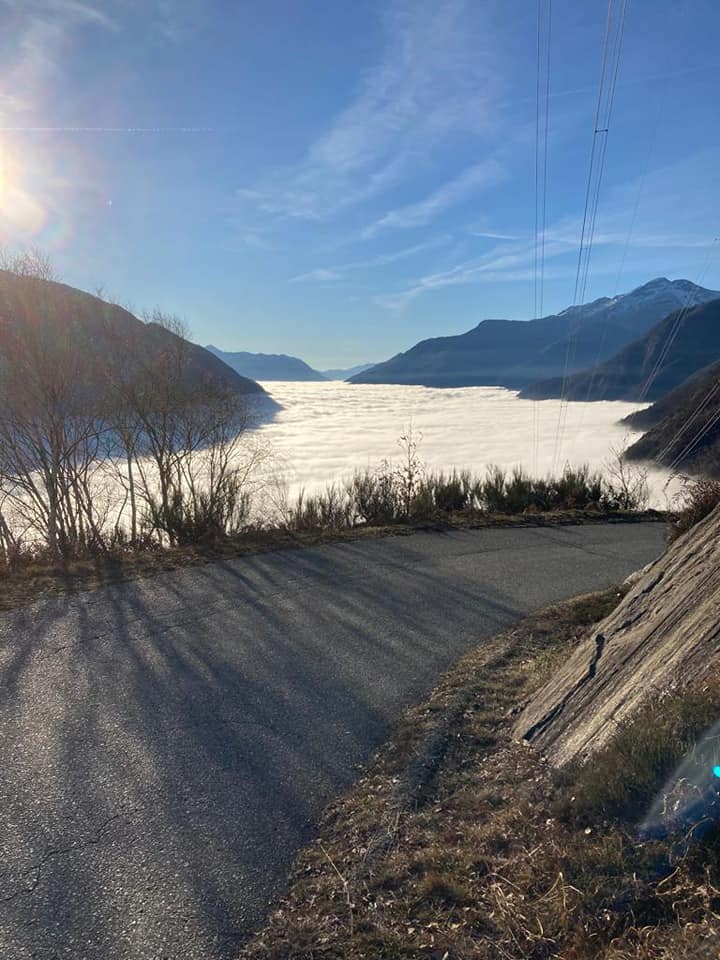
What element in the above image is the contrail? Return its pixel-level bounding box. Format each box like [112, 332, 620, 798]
[0, 126, 220, 133]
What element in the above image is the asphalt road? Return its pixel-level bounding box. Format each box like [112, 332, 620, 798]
[0, 522, 665, 959]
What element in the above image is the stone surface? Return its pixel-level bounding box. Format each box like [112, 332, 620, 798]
[515, 507, 720, 765]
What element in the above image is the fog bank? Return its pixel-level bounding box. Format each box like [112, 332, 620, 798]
[255, 382, 677, 509]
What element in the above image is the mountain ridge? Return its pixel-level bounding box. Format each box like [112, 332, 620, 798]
[0, 270, 263, 397]
[205, 345, 327, 382]
[520, 297, 720, 402]
[624, 360, 720, 476]
[349, 279, 720, 389]
[321, 363, 375, 380]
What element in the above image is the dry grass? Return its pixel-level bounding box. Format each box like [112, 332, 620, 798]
[668, 476, 720, 541]
[0, 509, 662, 612]
[239, 589, 720, 960]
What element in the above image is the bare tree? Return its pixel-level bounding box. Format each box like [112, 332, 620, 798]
[604, 437, 650, 511]
[104, 310, 259, 545]
[0, 254, 267, 557]
[0, 288, 110, 557]
[0, 246, 56, 281]
[395, 423, 424, 519]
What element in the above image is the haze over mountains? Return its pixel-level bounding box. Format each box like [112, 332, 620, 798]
[349, 279, 719, 391]
[204, 347, 374, 382]
[321, 363, 374, 381]
[206, 346, 327, 382]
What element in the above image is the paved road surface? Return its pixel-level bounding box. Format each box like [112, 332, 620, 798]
[0, 523, 665, 959]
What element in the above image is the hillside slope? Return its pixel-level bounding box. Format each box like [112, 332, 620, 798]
[206, 345, 326, 381]
[350, 278, 719, 389]
[0, 270, 264, 396]
[515, 503, 720, 766]
[520, 297, 720, 401]
[624, 361, 720, 475]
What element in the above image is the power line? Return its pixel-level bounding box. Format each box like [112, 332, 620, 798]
[552, 0, 627, 472]
[532, 0, 552, 475]
[636, 239, 718, 403]
[656, 380, 720, 465]
[577, 0, 627, 308]
[668, 403, 720, 473]
[580, 41, 668, 408]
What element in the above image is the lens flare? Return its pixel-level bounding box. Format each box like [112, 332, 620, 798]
[640, 719, 720, 839]
[0, 141, 48, 237]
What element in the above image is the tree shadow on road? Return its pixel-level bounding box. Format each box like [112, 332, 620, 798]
[0, 533, 527, 959]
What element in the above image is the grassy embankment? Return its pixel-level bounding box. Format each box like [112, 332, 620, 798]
[240, 587, 720, 960]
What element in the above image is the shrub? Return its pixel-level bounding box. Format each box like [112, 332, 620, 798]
[670, 475, 720, 541]
[145, 469, 252, 545]
[554, 464, 604, 509]
[432, 471, 470, 513]
[603, 442, 650, 511]
[284, 485, 352, 532]
[481, 465, 510, 513]
[349, 466, 402, 525]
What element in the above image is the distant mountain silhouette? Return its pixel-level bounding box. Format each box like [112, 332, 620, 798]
[0, 270, 263, 396]
[521, 297, 720, 402]
[321, 363, 374, 380]
[206, 346, 327, 381]
[350, 279, 719, 389]
[624, 360, 720, 476]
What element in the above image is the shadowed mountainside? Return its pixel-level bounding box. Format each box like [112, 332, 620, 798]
[623, 360, 720, 476]
[520, 297, 720, 402]
[350, 279, 719, 389]
[0, 270, 264, 396]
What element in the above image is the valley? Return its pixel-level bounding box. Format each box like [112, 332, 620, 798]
[3, 3, 720, 959]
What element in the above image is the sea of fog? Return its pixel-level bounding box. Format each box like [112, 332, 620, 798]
[252, 381, 678, 509]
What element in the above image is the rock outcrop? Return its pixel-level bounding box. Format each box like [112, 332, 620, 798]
[515, 507, 720, 765]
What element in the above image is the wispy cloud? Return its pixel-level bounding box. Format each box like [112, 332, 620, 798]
[471, 229, 524, 241]
[362, 160, 506, 238]
[290, 235, 451, 283]
[375, 237, 570, 309]
[291, 267, 341, 283]
[0, 1, 119, 124]
[238, 0, 501, 222]
[377, 147, 720, 309]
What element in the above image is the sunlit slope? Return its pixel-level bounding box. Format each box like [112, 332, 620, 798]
[516, 502, 720, 765]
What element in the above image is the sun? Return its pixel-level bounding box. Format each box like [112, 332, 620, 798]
[0, 140, 46, 234]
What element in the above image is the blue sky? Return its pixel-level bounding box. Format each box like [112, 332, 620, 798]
[0, 0, 718, 367]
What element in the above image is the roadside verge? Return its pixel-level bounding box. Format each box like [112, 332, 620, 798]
[240, 588, 720, 960]
[0, 509, 663, 613]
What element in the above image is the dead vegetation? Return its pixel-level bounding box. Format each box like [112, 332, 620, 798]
[240, 590, 720, 960]
[668, 475, 720, 541]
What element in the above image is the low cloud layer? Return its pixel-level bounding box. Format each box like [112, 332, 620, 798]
[253, 382, 676, 508]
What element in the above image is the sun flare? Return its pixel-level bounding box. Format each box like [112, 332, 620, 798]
[0, 141, 47, 236]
